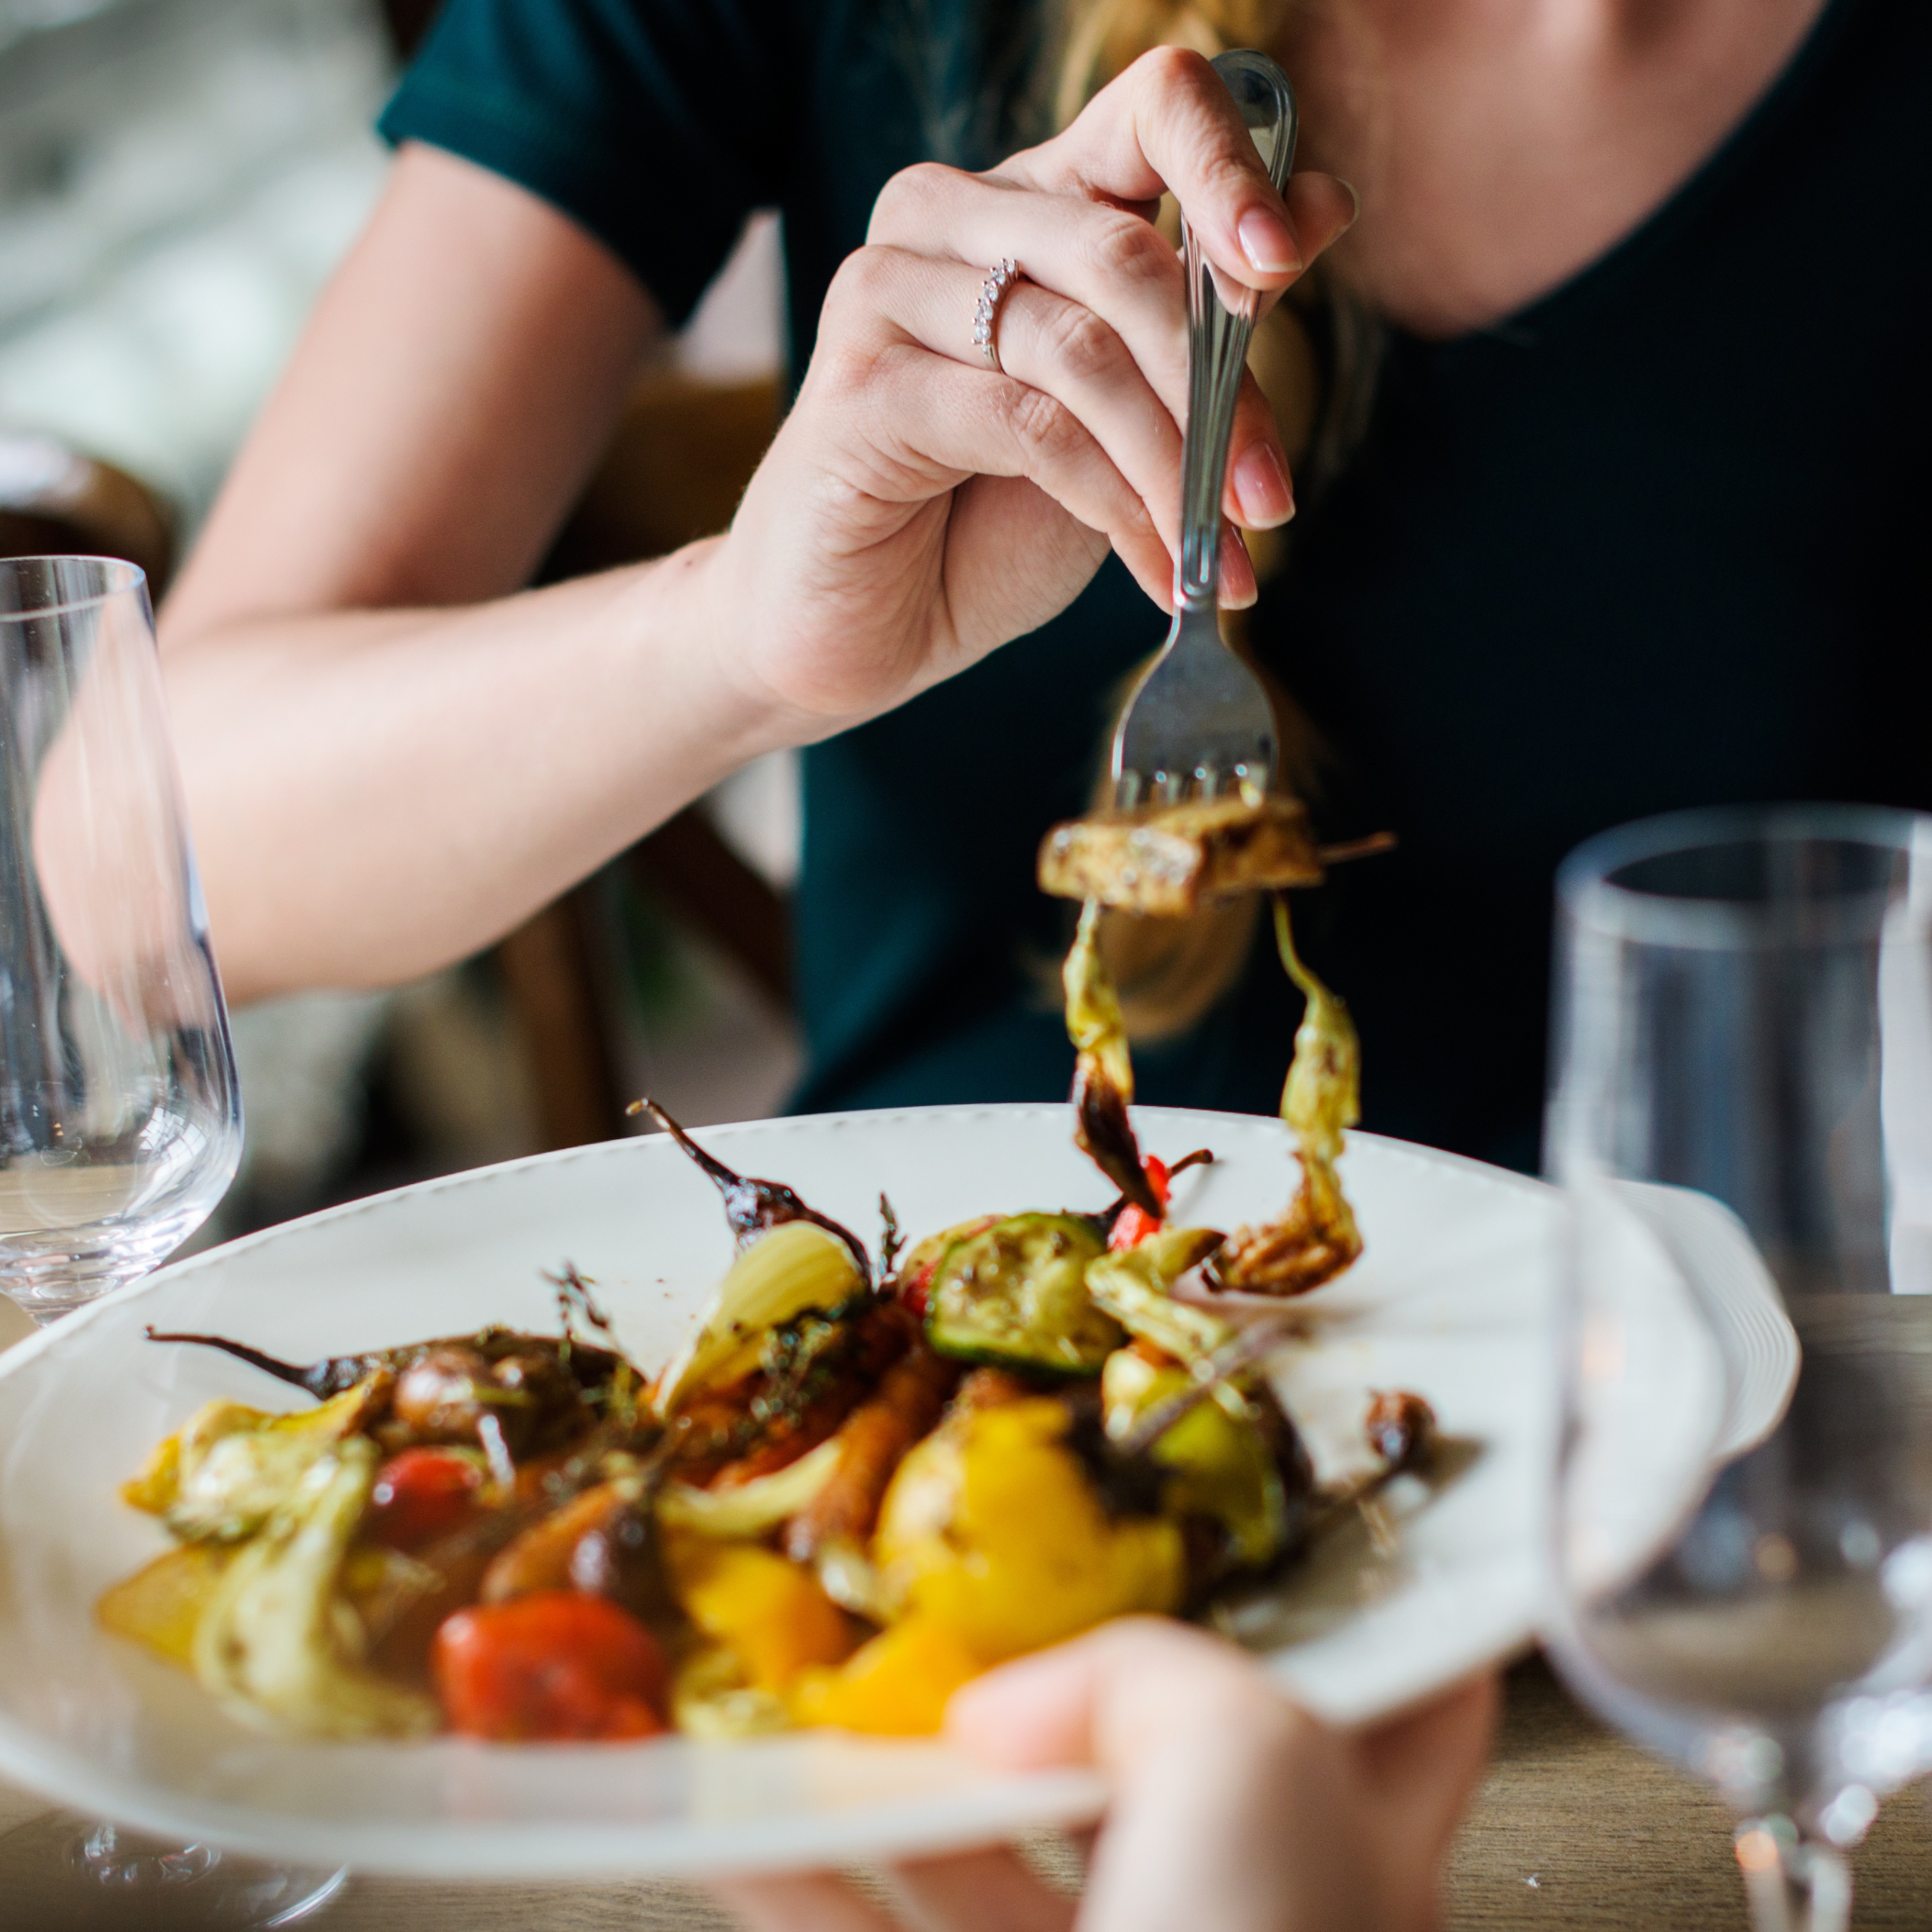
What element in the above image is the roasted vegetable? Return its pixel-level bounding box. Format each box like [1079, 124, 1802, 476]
[785, 1344, 958, 1567]
[1366, 1389, 1437, 1473]
[664, 1298, 916, 1492]
[1101, 1348, 1303, 1580]
[1038, 795, 1324, 916]
[1085, 1228, 1231, 1367]
[1064, 900, 1161, 1215]
[143, 1325, 620, 1430]
[671, 1643, 794, 1740]
[192, 1438, 440, 1738]
[96, 1542, 236, 1667]
[479, 1474, 677, 1633]
[667, 1535, 855, 1694]
[924, 1214, 1120, 1374]
[893, 1215, 999, 1317]
[789, 1615, 985, 1737]
[481, 1479, 639, 1603]
[653, 1221, 870, 1418]
[632, 1098, 870, 1276]
[658, 1437, 843, 1538]
[873, 1393, 1184, 1661]
[365, 1447, 485, 1552]
[432, 1590, 669, 1741]
[1215, 897, 1364, 1296]
[125, 1377, 390, 1544]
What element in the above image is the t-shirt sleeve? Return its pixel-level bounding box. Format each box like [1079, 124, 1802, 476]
[378, 0, 788, 324]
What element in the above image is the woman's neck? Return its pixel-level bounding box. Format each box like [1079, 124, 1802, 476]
[1287, 0, 1831, 336]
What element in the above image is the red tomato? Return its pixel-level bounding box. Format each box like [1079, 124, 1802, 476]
[366, 1448, 483, 1551]
[1107, 1155, 1172, 1252]
[432, 1592, 670, 1742]
[900, 1260, 936, 1319]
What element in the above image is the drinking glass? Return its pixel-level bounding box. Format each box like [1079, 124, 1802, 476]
[0, 557, 341, 1925]
[0, 555, 240, 1318]
[1546, 804, 1932, 1932]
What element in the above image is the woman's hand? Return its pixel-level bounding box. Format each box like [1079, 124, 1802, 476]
[713, 48, 1357, 727]
[711, 1618, 1498, 1932]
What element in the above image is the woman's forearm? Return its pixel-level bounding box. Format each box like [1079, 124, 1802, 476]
[162, 538, 787, 1002]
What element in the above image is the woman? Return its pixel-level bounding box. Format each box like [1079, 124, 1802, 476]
[159, 0, 1925, 1173]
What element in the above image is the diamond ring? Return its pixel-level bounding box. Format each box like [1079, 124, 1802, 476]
[972, 259, 1019, 374]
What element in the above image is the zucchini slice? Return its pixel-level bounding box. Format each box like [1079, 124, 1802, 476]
[925, 1214, 1120, 1376]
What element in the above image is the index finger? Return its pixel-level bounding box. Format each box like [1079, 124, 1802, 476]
[997, 47, 1305, 291]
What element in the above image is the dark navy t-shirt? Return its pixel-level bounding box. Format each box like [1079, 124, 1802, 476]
[382, 0, 1932, 1170]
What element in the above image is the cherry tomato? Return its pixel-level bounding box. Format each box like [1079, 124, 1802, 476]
[1107, 1155, 1172, 1251]
[366, 1447, 483, 1551]
[900, 1260, 937, 1319]
[431, 1592, 669, 1742]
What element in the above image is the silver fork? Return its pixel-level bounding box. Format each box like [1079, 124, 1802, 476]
[1110, 49, 1299, 809]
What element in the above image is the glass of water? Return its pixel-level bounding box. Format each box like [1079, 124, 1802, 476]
[0, 555, 240, 1320]
[1546, 804, 1932, 1932]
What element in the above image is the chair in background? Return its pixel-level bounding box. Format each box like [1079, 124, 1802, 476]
[0, 433, 175, 594]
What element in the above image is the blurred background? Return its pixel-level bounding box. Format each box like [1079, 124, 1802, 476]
[0, 0, 803, 1238]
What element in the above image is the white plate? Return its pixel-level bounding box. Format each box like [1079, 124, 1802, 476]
[0, 1105, 1566, 1879]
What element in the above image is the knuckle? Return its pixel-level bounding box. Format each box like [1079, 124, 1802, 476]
[803, 322, 885, 413]
[819, 246, 903, 347]
[1082, 209, 1176, 292]
[1129, 43, 1211, 94]
[1038, 301, 1128, 387]
[869, 161, 959, 239]
[1006, 384, 1084, 468]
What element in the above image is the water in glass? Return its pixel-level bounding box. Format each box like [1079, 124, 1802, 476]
[1546, 805, 1932, 1932]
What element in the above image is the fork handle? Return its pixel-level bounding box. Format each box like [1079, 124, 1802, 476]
[1176, 52, 1298, 614]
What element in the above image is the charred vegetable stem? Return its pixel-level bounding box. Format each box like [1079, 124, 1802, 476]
[144, 1328, 340, 1398]
[1064, 901, 1161, 1216]
[630, 1097, 872, 1277]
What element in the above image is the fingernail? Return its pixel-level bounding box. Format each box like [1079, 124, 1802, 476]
[1234, 442, 1294, 527]
[1337, 177, 1361, 227]
[1238, 208, 1301, 276]
[1222, 524, 1258, 607]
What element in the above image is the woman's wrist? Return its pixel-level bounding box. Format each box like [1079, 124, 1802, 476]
[603, 533, 815, 781]
[656, 514, 881, 760]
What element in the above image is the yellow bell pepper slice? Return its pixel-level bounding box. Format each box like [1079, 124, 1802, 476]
[789, 1617, 985, 1737]
[96, 1541, 236, 1668]
[669, 1537, 856, 1694]
[875, 1396, 1184, 1661]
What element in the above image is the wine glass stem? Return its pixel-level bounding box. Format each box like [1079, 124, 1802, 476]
[1735, 1820, 1850, 1932]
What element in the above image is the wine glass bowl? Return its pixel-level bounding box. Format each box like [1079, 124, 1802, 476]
[0, 556, 240, 1320]
[1545, 804, 1932, 1931]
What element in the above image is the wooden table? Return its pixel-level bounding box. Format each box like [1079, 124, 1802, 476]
[5, 1653, 1930, 1929]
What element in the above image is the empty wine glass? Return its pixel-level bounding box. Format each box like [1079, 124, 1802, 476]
[0, 556, 341, 1925]
[1545, 804, 1932, 1932]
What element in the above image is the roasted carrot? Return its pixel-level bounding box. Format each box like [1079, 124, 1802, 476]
[785, 1344, 959, 1565]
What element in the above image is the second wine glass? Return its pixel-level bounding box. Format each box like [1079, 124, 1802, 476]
[1545, 804, 1932, 1932]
